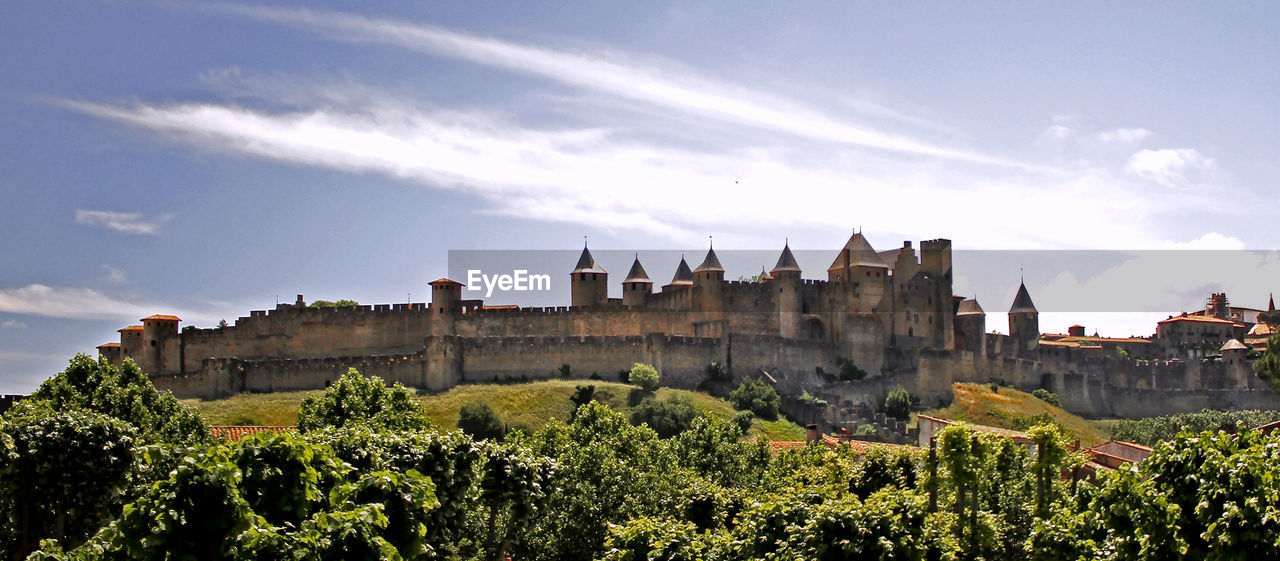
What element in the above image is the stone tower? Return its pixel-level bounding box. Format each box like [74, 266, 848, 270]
[771, 242, 803, 338]
[570, 245, 608, 308]
[827, 231, 887, 313]
[693, 244, 725, 312]
[622, 255, 652, 307]
[663, 256, 694, 292]
[1008, 281, 1039, 358]
[139, 315, 180, 375]
[954, 298, 986, 356]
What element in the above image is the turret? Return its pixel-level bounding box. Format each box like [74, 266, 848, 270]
[770, 241, 801, 282]
[1221, 339, 1250, 388]
[954, 298, 986, 356]
[139, 315, 180, 375]
[622, 255, 652, 307]
[827, 231, 887, 312]
[772, 241, 802, 338]
[570, 245, 608, 308]
[662, 256, 694, 292]
[429, 278, 462, 315]
[693, 244, 725, 312]
[1009, 281, 1039, 357]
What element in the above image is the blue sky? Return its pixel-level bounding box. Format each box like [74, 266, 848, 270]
[2, 2, 1278, 392]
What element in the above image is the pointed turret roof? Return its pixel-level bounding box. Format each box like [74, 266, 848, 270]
[668, 256, 694, 286]
[957, 298, 985, 316]
[624, 256, 651, 284]
[758, 266, 773, 281]
[1010, 282, 1037, 314]
[572, 246, 606, 274]
[828, 231, 887, 271]
[771, 242, 801, 274]
[1270, 292, 1275, 312]
[1221, 339, 1248, 351]
[694, 246, 724, 273]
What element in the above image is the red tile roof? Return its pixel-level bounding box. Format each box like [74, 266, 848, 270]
[210, 426, 296, 441]
[429, 278, 462, 286]
[917, 415, 1031, 442]
[142, 314, 181, 322]
[1158, 315, 1235, 325]
[118, 325, 144, 332]
[97, 342, 121, 348]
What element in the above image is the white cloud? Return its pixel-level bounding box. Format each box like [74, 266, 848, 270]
[1042, 125, 1073, 140]
[0, 320, 26, 329]
[74, 210, 168, 235]
[103, 265, 127, 284]
[202, 4, 1041, 169]
[1157, 232, 1246, 250]
[1097, 128, 1152, 144]
[0, 284, 223, 325]
[1124, 148, 1214, 186]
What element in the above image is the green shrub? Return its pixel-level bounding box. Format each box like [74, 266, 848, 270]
[884, 386, 912, 421]
[707, 361, 731, 382]
[630, 394, 697, 438]
[729, 378, 780, 421]
[836, 357, 867, 381]
[733, 410, 755, 434]
[1032, 388, 1062, 408]
[458, 401, 507, 441]
[628, 362, 660, 392]
[297, 368, 431, 433]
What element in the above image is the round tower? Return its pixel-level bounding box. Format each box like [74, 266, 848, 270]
[1008, 281, 1040, 358]
[140, 314, 180, 374]
[570, 245, 608, 308]
[429, 278, 462, 314]
[954, 298, 986, 356]
[771, 241, 803, 338]
[693, 244, 725, 312]
[622, 255, 652, 307]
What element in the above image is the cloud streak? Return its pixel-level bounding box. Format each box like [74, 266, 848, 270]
[206, 4, 1037, 169]
[75, 209, 167, 235]
[0, 283, 223, 325]
[1125, 148, 1214, 186]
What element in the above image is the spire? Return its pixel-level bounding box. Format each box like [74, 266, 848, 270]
[1010, 281, 1037, 314]
[771, 241, 801, 274]
[1270, 292, 1275, 312]
[828, 231, 886, 272]
[669, 256, 694, 285]
[758, 266, 773, 281]
[624, 255, 651, 284]
[572, 245, 606, 274]
[694, 244, 724, 273]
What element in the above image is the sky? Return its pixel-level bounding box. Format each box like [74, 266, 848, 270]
[1, 1, 1278, 392]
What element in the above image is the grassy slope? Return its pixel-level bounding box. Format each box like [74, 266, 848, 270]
[183, 379, 806, 441]
[921, 383, 1111, 447]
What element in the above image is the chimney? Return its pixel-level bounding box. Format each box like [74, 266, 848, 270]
[805, 424, 820, 443]
[296, 294, 305, 307]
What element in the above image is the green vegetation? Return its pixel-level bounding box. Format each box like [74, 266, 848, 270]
[1031, 388, 1062, 408]
[627, 362, 660, 392]
[297, 368, 430, 432]
[10, 355, 1280, 560]
[729, 377, 781, 421]
[884, 386, 912, 421]
[1255, 334, 1280, 392]
[1101, 408, 1280, 446]
[629, 393, 697, 438]
[308, 299, 360, 308]
[925, 383, 1110, 446]
[835, 356, 867, 381]
[457, 401, 507, 441]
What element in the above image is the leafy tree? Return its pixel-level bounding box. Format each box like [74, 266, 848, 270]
[458, 402, 507, 442]
[297, 368, 431, 433]
[568, 384, 595, 422]
[1255, 334, 1280, 392]
[478, 443, 556, 561]
[30, 353, 209, 445]
[884, 386, 912, 421]
[670, 415, 768, 488]
[628, 362, 660, 392]
[848, 445, 922, 500]
[309, 299, 360, 308]
[791, 489, 940, 560]
[229, 431, 352, 527]
[1032, 388, 1063, 408]
[729, 377, 780, 421]
[630, 394, 697, 438]
[599, 517, 706, 561]
[328, 469, 440, 560]
[835, 357, 867, 381]
[0, 402, 136, 559]
[732, 410, 755, 434]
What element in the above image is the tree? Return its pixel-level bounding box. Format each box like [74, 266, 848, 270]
[835, 357, 867, 381]
[309, 299, 360, 308]
[297, 368, 431, 433]
[884, 386, 912, 421]
[729, 377, 780, 421]
[1032, 388, 1062, 408]
[1254, 334, 1280, 392]
[0, 402, 136, 560]
[458, 402, 507, 442]
[229, 431, 352, 528]
[628, 363, 660, 392]
[568, 385, 595, 422]
[630, 394, 697, 438]
[707, 361, 731, 382]
[30, 354, 209, 445]
[478, 443, 556, 561]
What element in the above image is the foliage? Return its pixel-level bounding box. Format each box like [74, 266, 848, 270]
[297, 368, 431, 433]
[630, 394, 697, 438]
[836, 356, 867, 381]
[328, 469, 440, 559]
[599, 517, 706, 561]
[628, 362, 660, 392]
[1258, 310, 1280, 325]
[0, 402, 136, 559]
[558, 363, 572, 379]
[568, 384, 595, 422]
[732, 410, 755, 433]
[457, 401, 507, 441]
[849, 445, 922, 500]
[1032, 388, 1062, 407]
[884, 386, 912, 421]
[478, 443, 556, 560]
[1255, 334, 1280, 392]
[729, 377, 780, 421]
[309, 299, 360, 308]
[707, 360, 731, 382]
[230, 431, 351, 527]
[30, 353, 210, 445]
[1104, 407, 1280, 445]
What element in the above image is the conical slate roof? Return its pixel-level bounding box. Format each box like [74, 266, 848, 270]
[771, 242, 801, 274]
[669, 256, 694, 286]
[624, 256, 652, 283]
[1270, 292, 1275, 312]
[572, 246, 606, 274]
[828, 232, 887, 271]
[957, 298, 985, 316]
[1009, 282, 1037, 314]
[694, 247, 724, 273]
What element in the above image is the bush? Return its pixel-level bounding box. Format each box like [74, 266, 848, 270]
[733, 410, 755, 433]
[458, 402, 507, 441]
[729, 378, 780, 421]
[630, 394, 697, 438]
[884, 386, 912, 421]
[707, 361, 731, 382]
[629, 363, 660, 392]
[836, 357, 867, 381]
[297, 368, 431, 433]
[1032, 388, 1062, 408]
[558, 363, 572, 379]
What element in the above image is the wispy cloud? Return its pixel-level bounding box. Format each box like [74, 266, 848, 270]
[75, 209, 168, 235]
[0, 284, 220, 324]
[103, 265, 127, 284]
[1097, 128, 1152, 144]
[0, 320, 26, 329]
[1125, 148, 1215, 186]
[203, 4, 1037, 169]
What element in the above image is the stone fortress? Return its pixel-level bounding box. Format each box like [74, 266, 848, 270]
[97, 233, 1280, 420]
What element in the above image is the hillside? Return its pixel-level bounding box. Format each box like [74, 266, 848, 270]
[921, 383, 1111, 446]
[182, 379, 807, 441]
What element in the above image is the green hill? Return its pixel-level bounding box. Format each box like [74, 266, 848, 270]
[921, 383, 1111, 446]
[182, 379, 807, 441]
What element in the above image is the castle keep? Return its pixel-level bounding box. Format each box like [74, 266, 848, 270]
[97, 233, 1280, 419]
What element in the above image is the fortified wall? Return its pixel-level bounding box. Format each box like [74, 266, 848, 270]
[98, 233, 1280, 420]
